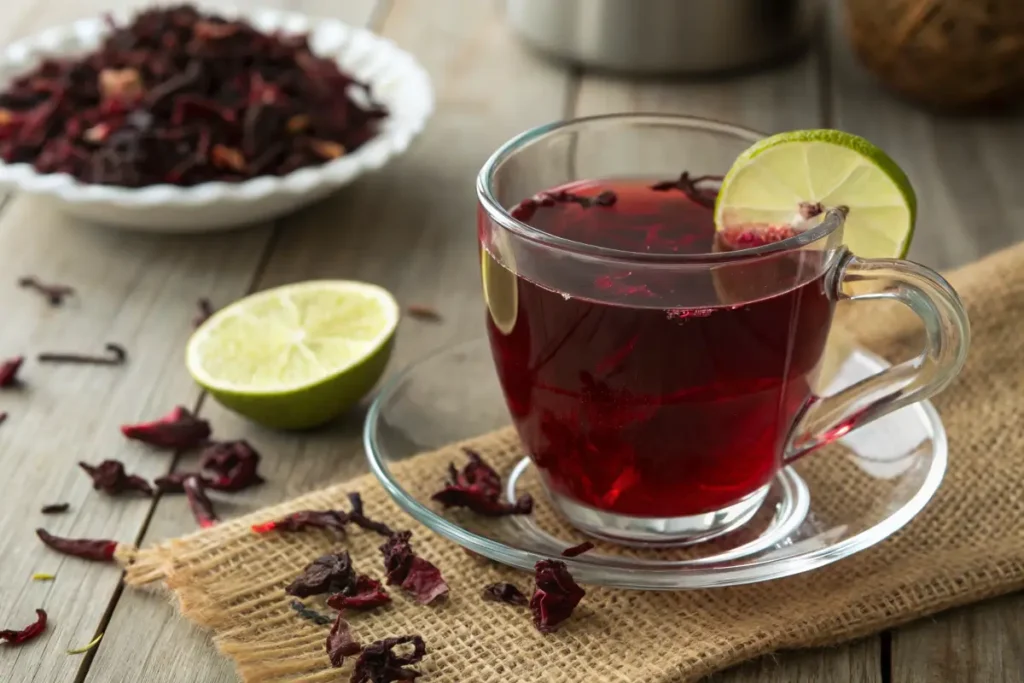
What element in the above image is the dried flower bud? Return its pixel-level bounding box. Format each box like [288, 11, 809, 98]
[211, 144, 246, 172]
[99, 68, 143, 101]
[286, 114, 310, 133]
[310, 140, 345, 160]
[83, 123, 111, 143]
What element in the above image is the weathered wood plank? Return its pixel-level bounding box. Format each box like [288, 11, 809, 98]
[88, 1, 574, 681]
[892, 595, 1024, 683]
[0, 0, 344, 680]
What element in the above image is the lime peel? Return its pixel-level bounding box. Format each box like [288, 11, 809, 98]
[187, 280, 399, 430]
[714, 129, 916, 259]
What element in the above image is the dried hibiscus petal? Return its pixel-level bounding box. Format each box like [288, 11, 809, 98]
[650, 172, 722, 209]
[286, 550, 357, 598]
[561, 541, 595, 558]
[326, 613, 362, 668]
[79, 460, 154, 496]
[183, 475, 218, 528]
[36, 528, 117, 562]
[379, 532, 448, 605]
[326, 575, 390, 611]
[399, 558, 449, 606]
[1, 609, 47, 645]
[530, 560, 585, 634]
[193, 298, 215, 329]
[351, 635, 426, 683]
[121, 406, 211, 450]
[0, 356, 24, 388]
[431, 449, 533, 517]
[481, 582, 529, 606]
[18, 276, 74, 306]
[199, 440, 264, 491]
[252, 510, 348, 536]
[153, 471, 212, 493]
[431, 487, 533, 517]
[347, 492, 395, 537]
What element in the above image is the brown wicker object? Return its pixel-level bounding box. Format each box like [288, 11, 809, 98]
[845, 0, 1024, 110]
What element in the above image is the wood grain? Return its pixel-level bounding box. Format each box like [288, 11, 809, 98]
[892, 596, 1024, 683]
[0, 3, 274, 682]
[0, 1, 375, 682]
[86, 0, 574, 681]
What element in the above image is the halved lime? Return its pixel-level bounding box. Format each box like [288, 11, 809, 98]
[714, 129, 916, 258]
[187, 280, 399, 430]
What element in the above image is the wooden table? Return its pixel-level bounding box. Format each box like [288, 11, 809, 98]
[2, 1, 1021, 681]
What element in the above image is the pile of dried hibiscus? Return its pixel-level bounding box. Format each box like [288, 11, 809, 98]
[0, 5, 387, 187]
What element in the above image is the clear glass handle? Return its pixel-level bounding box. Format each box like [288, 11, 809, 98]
[786, 250, 971, 460]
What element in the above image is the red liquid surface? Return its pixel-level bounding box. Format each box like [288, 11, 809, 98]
[484, 179, 835, 518]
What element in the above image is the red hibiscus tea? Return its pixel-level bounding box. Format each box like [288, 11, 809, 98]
[482, 178, 835, 529]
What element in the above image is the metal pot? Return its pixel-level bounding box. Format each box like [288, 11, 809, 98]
[507, 0, 818, 75]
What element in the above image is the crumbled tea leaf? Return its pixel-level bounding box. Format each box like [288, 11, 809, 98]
[199, 440, 264, 491]
[561, 541, 595, 558]
[286, 551, 357, 598]
[66, 632, 103, 655]
[290, 600, 333, 626]
[347, 492, 396, 537]
[326, 613, 361, 668]
[36, 529, 117, 562]
[183, 475, 218, 528]
[79, 460, 154, 496]
[40, 503, 70, 514]
[379, 532, 449, 605]
[511, 188, 619, 222]
[351, 635, 426, 683]
[251, 510, 348, 536]
[530, 560, 585, 634]
[481, 582, 529, 606]
[327, 575, 391, 611]
[0, 356, 24, 387]
[38, 343, 127, 366]
[0, 609, 47, 645]
[431, 487, 533, 517]
[0, 6, 387, 187]
[153, 471, 212, 493]
[431, 449, 533, 517]
[18, 276, 74, 306]
[649, 172, 722, 209]
[405, 304, 442, 322]
[121, 406, 211, 450]
[193, 298, 215, 328]
[31, 573, 55, 582]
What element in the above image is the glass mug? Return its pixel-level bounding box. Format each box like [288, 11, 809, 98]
[476, 114, 970, 546]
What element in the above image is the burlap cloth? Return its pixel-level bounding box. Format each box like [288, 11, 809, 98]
[123, 243, 1024, 682]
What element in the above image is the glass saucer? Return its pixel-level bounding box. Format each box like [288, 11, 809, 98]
[364, 339, 946, 589]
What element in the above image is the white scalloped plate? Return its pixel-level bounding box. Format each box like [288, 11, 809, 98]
[0, 7, 434, 231]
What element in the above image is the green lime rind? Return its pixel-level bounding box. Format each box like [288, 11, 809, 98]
[186, 280, 399, 430]
[195, 336, 394, 430]
[714, 129, 917, 259]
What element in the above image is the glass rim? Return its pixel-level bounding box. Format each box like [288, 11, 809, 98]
[476, 112, 844, 265]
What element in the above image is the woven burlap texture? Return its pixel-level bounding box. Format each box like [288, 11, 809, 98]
[123, 243, 1024, 683]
